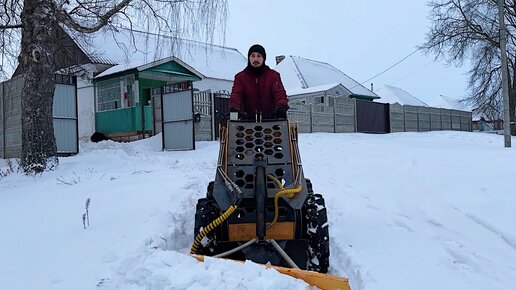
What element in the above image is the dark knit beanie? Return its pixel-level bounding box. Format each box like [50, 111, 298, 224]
[248, 44, 266, 61]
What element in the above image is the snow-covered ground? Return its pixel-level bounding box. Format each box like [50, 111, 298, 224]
[1, 131, 515, 290]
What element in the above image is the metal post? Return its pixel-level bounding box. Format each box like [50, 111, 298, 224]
[254, 163, 267, 241]
[353, 98, 358, 132]
[498, 0, 512, 147]
[211, 91, 216, 141]
[333, 102, 336, 133]
[309, 104, 313, 133]
[1, 80, 4, 158]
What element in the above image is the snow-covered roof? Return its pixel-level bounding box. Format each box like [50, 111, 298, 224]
[275, 56, 379, 99]
[286, 83, 345, 96]
[95, 56, 204, 79]
[427, 95, 467, 110]
[76, 28, 247, 80]
[374, 85, 429, 106]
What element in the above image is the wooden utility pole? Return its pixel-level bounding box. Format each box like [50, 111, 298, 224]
[498, 0, 512, 147]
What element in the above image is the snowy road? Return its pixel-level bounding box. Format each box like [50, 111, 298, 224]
[1, 131, 515, 290]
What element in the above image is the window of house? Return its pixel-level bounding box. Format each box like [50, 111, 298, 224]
[97, 76, 135, 111]
[329, 97, 335, 107]
[97, 79, 120, 111]
[320, 96, 325, 104]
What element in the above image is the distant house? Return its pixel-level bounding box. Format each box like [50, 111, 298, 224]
[89, 28, 247, 93]
[374, 85, 429, 106]
[14, 27, 247, 141]
[275, 55, 379, 105]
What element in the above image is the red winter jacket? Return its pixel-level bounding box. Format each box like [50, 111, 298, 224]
[229, 66, 288, 119]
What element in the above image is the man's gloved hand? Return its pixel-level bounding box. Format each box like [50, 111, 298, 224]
[273, 105, 288, 119]
[229, 107, 247, 120]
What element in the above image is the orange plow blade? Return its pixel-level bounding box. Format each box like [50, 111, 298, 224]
[192, 255, 351, 290]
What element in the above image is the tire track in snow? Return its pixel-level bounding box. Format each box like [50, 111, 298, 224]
[424, 210, 511, 284]
[449, 206, 516, 253]
[465, 213, 516, 251]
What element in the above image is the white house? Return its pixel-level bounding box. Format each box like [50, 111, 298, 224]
[69, 27, 247, 140]
[274, 55, 379, 104]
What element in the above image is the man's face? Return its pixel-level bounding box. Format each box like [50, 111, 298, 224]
[249, 52, 264, 67]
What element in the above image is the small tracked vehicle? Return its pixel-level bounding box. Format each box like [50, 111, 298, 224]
[190, 118, 331, 273]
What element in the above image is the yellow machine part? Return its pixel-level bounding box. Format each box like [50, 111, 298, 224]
[192, 255, 351, 290]
[228, 222, 295, 241]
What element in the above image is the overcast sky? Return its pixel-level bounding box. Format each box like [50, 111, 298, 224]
[223, 0, 470, 104]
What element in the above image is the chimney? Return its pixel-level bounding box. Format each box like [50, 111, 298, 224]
[276, 55, 285, 65]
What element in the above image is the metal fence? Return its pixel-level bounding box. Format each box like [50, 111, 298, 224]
[193, 90, 230, 141]
[193, 90, 214, 141]
[0, 75, 23, 158]
[0, 75, 78, 158]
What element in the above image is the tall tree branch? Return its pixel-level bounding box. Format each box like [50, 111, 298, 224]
[0, 23, 23, 29]
[56, 0, 133, 33]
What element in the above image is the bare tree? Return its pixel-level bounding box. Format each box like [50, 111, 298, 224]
[420, 0, 516, 134]
[0, 0, 227, 174]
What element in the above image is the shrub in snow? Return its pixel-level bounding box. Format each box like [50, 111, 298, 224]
[82, 198, 91, 229]
[85, 198, 91, 227]
[0, 159, 19, 178]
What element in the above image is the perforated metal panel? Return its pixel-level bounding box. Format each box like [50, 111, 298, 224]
[213, 120, 309, 211]
[228, 122, 291, 165]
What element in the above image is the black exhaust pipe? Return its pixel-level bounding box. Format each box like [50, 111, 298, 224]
[254, 160, 267, 241]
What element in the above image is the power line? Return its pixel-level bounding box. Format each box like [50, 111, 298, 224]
[359, 48, 421, 85]
[389, 60, 434, 86]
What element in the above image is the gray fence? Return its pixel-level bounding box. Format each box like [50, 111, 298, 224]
[0, 76, 23, 158]
[53, 77, 78, 154]
[390, 104, 472, 133]
[289, 97, 472, 134]
[193, 90, 230, 141]
[193, 90, 214, 141]
[161, 84, 195, 151]
[191, 93, 472, 137]
[288, 95, 356, 133]
[0, 75, 78, 158]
